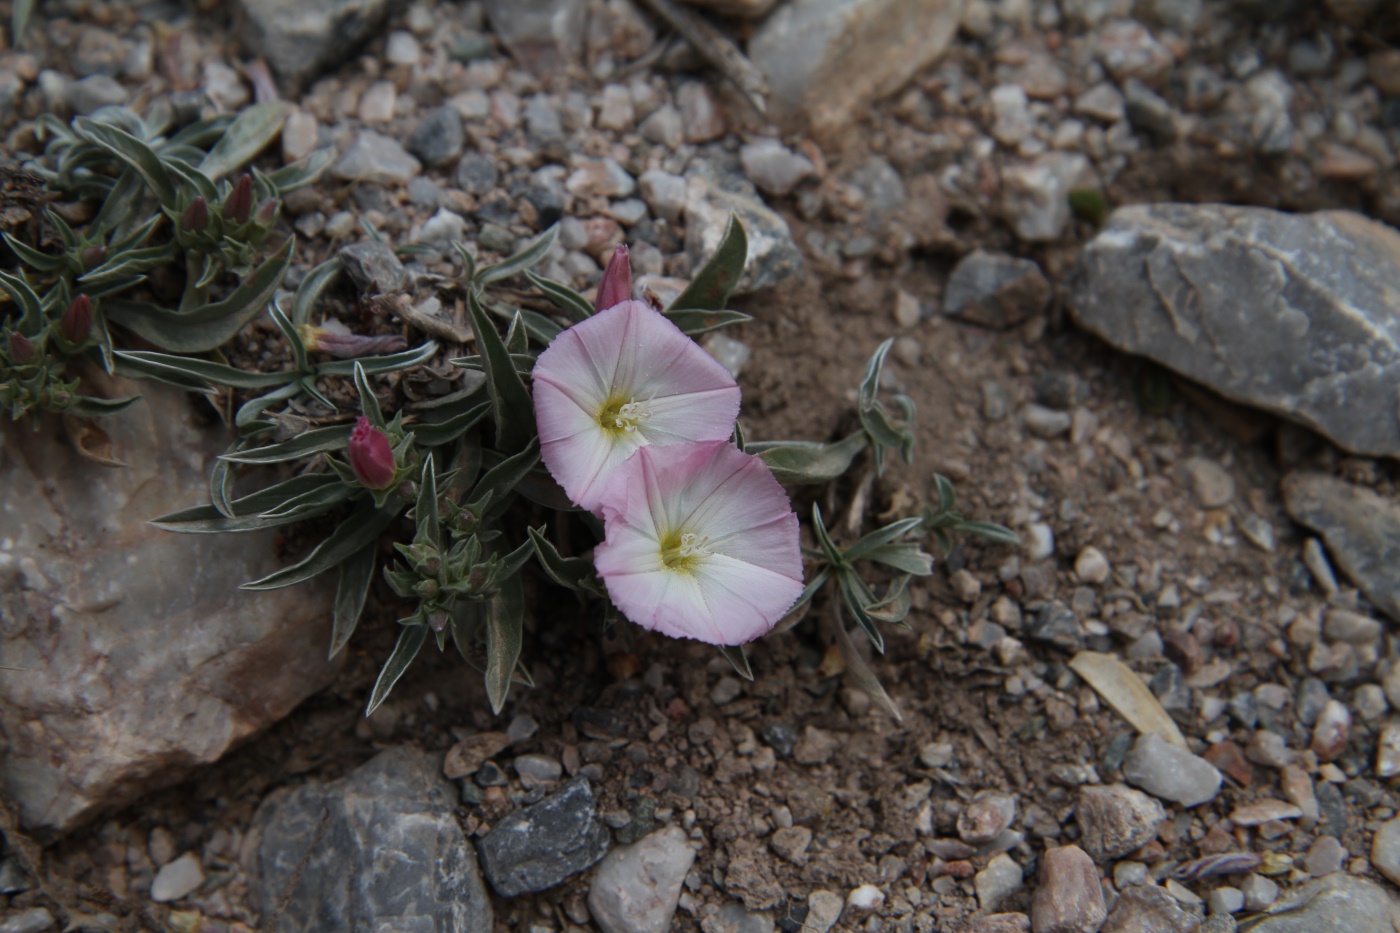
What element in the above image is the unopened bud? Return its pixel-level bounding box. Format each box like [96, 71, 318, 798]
[255, 197, 279, 225]
[81, 244, 107, 269]
[595, 243, 631, 312]
[348, 416, 397, 490]
[61, 295, 93, 344]
[8, 331, 35, 365]
[415, 579, 441, 599]
[295, 324, 407, 359]
[181, 197, 210, 234]
[428, 612, 449, 633]
[225, 174, 254, 225]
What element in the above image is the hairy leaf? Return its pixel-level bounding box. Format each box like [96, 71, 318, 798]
[366, 624, 428, 717]
[669, 213, 746, 311]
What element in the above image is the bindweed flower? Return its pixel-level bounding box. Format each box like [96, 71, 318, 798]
[60, 295, 93, 345]
[297, 324, 407, 359]
[532, 300, 740, 512]
[8, 331, 36, 365]
[225, 174, 254, 225]
[181, 197, 210, 234]
[594, 440, 803, 646]
[348, 416, 397, 490]
[595, 243, 631, 312]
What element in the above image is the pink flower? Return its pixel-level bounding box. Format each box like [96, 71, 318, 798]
[532, 300, 740, 512]
[348, 416, 397, 489]
[594, 440, 803, 646]
[595, 244, 631, 312]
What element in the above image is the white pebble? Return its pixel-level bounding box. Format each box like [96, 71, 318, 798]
[1074, 546, 1110, 584]
[847, 884, 885, 912]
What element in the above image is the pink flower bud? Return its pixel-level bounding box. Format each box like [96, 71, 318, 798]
[181, 197, 210, 234]
[61, 295, 93, 344]
[595, 243, 631, 312]
[225, 174, 254, 225]
[8, 331, 35, 365]
[255, 197, 279, 225]
[348, 416, 397, 490]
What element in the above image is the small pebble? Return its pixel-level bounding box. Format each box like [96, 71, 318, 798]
[1240, 873, 1279, 911]
[150, 852, 204, 902]
[1025, 523, 1055, 561]
[847, 884, 885, 912]
[1074, 547, 1110, 584]
[1208, 887, 1244, 915]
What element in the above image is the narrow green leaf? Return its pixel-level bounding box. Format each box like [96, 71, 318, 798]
[453, 241, 477, 282]
[315, 340, 438, 377]
[663, 308, 753, 336]
[466, 289, 534, 452]
[832, 605, 902, 722]
[504, 311, 528, 354]
[0, 270, 43, 330]
[105, 237, 293, 353]
[290, 256, 342, 325]
[859, 543, 935, 576]
[210, 454, 236, 518]
[151, 474, 340, 533]
[472, 438, 540, 521]
[79, 243, 180, 289]
[669, 213, 747, 312]
[162, 158, 217, 204]
[366, 624, 428, 717]
[837, 570, 885, 654]
[1, 232, 63, 272]
[115, 350, 297, 390]
[235, 382, 302, 435]
[485, 297, 562, 346]
[352, 360, 384, 427]
[753, 433, 867, 486]
[475, 224, 558, 286]
[412, 400, 490, 448]
[258, 480, 357, 520]
[65, 395, 141, 417]
[219, 424, 352, 464]
[12, 0, 36, 45]
[268, 301, 310, 374]
[528, 526, 599, 593]
[166, 112, 236, 148]
[934, 474, 956, 512]
[74, 117, 178, 208]
[242, 504, 398, 590]
[524, 270, 592, 323]
[954, 520, 1022, 547]
[198, 101, 289, 181]
[267, 147, 334, 194]
[865, 575, 913, 625]
[329, 541, 377, 659]
[413, 456, 439, 547]
[484, 573, 524, 714]
[810, 504, 845, 568]
[859, 338, 894, 411]
[845, 517, 925, 561]
[719, 645, 753, 682]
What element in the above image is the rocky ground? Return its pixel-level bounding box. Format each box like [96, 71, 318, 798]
[2, 0, 1400, 931]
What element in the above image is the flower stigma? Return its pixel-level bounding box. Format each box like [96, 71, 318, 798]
[599, 396, 652, 434]
[661, 530, 713, 571]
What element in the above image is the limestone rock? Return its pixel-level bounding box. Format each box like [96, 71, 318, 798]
[1103, 884, 1201, 933]
[588, 826, 696, 933]
[684, 163, 802, 295]
[245, 747, 491, 932]
[748, 0, 965, 136]
[1246, 874, 1400, 933]
[1070, 205, 1400, 458]
[1282, 472, 1400, 622]
[1076, 784, 1167, 860]
[0, 386, 338, 838]
[482, 0, 585, 74]
[235, 0, 394, 87]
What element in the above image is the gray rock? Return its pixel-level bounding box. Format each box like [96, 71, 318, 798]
[339, 239, 410, 295]
[1372, 816, 1400, 885]
[1304, 836, 1346, 876]
[513, 752, 563, 783]
[684, 165, 802, 295]
[1103, 884, 1201, 933]
[1000, 152, 1096, 242]
[482, 0, 585, 74]
[1023, 404, 1072, 439]
[943, 250, 1051, 329]
[0, 387, 338, 838]
[1282, 472, 1400, 622]
[245, 748, 492, 932]
[739, 138, 815, 197]
[1123, 78, 1177, 140]
[1247, 874, 1400, 933]
[975, 853, 1023, 912]
[0, 856, 30, 894]
[478, 776, 609, 896]
[1200, 918, 1237, 933]
[1076, 784, 1166, 860]
[1182, 457, 1234, 508]
[332, 131, 421, 184]
[408, 106, 465, 168]
[747, 0, 964, 136]
[236, 0, 393, 86]
[1069, 205, 1400, 458]
[708, 904, 776, 933]
[587, 825, 696, 933]
[150, 852, 204, 902]
[0, 909, 55, 933]
[455, 152, 499, 197]
[1122, 734, 1222, 807]
[1242, 873, 1280, 911]
[64, 74, 128, 113]
[1030, 845, 1106, 933]
[639, 104, 683, 148]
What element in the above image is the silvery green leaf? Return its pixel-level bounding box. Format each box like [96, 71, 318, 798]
[259, 480, 357, 520]
[109, 213, 162, 252]
[832, 607, 902, 722]
[316, 340, 438, 376]
[242, 504, 398, 590]
[472, 438, 540, 521]
[192, 253, 221, 291]
[290, 256, 342, 325]
[352, 360, 384, 428]
[662, 308, 753, 336]
[954, 520, 1021, 547]
[412, 400, 490, 448]
[504, 311, 528, 354]
[859, 338, 893, 412]
[79, 243, 180, 289]
[74, 117, 178, 208]
[466, 289, 534, 452]
[669, 213, 746, 312]
[751, 432, 867, 486]
[524, 270, 591, 323]
[844, 517, 924, 561]
[719, 645, 753, 682]
[162, 158, 217, 204]
[267, 146, 335, 194]
[413, 456, 440, 548]
[114, 349, 296, 390]
[151, 473, 340, 533]
[198, 101, 289, 181]
[91, 171, 147, 236]
[864, 575, 913, 625]
[210, 453, 236, 518]
[810, 503, 845, 568]
[1, 232, 63, 272]
[934, 473, 956, 512]
[235, 382, 302, 435]
[65, 395, 141, 417]
[166, 112, 235, 148]
[452, 241, 477, 281]
[856, 543, 934, 576]
[268, 301, 309, 374]
[836, 569, 884, 654]
[0, 270, 43, 330]
[329, 541, 377, 659]
[485, 573, 524, 714]
[366, 623, 428, 717]
[11, 0, 36, 45]
[527, 526, 601, 594]
[219, 423, 352, 464]
[105, 237, 293, 353]
[474, 224, 558, 285]
[298, 374, 337, 412]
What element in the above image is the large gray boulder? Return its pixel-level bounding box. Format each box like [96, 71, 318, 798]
[1069, 204, 1400, 458]
[0, 384, 338, 838]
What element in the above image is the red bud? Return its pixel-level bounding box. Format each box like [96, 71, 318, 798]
[255, 197, 279, 225]
[181, 197, 210, 234]
[595, 243, 631, 312]
[226, 174, 254, 225]
[61, 295, 93, 344]
[8, 331, 35, 365]
[348, 416, 397, 490]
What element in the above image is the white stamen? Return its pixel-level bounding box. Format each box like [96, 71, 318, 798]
[677, 532, 712, 558]
[612, 398, 652, 433]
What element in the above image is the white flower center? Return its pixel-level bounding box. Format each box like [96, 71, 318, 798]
[600, 397, 652, 434]
[661, 531, 713, 571]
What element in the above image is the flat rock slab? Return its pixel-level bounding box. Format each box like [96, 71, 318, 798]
[245, 747, 491, 932]
[479, 776, 610, 896]
[1283, 471, 1400, 621]
[1246, 874, 1400, 933]
[1070, 204, 1400, 457]
[0, 385, 337, 838]
[235, 0, 393, 87]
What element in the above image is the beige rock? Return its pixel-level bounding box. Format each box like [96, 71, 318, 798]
[1031, 845, 1107, 933]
